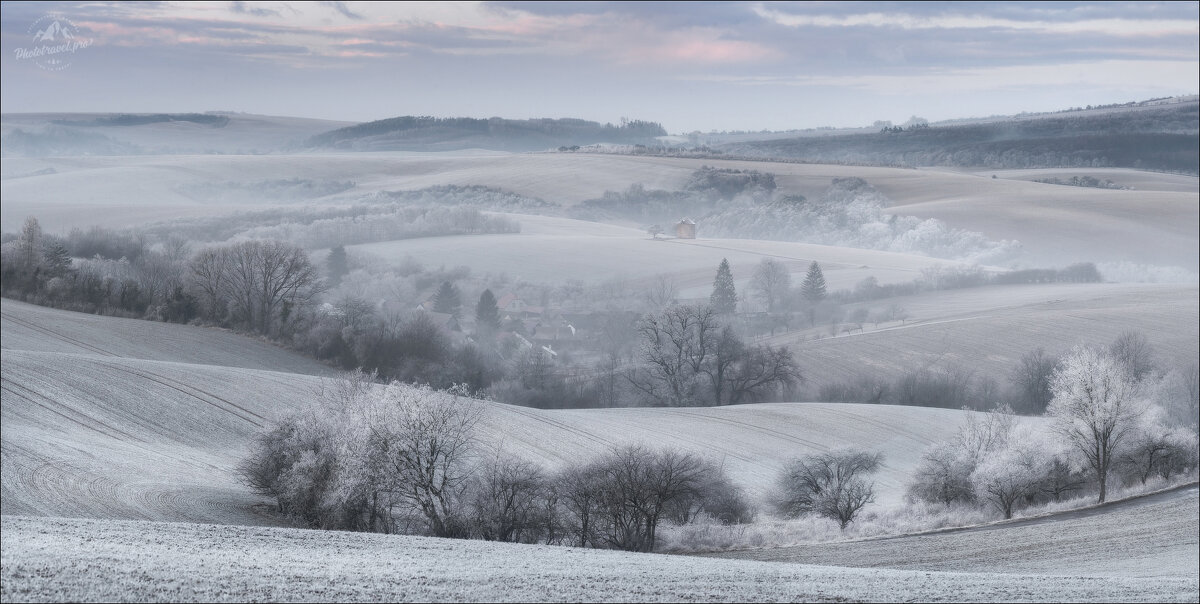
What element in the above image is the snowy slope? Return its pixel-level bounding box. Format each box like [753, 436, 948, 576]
[771, 282, 1199, 392]
[1, 345, 976, 525]
[2, 514, 1195, 603]
[1, 299, 332, 375]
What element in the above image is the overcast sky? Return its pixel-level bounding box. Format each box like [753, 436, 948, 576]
[2, 1, 1197, 132]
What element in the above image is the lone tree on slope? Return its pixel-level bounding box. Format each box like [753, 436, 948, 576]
[1048, 345, 1148, 503]
[710, 258, 738, 314]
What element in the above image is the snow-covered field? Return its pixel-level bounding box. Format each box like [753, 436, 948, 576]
[771, 282, 1199, 390]
[2, 153, 1194, 271]
[2, 513, 1196, 603]
[1, 299, 332, 375]
[352, 213, 979, 290]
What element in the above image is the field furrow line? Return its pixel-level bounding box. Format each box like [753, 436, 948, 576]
[1, 310, 116, 357]
[1, 380, 142, 442]
[99, 363, 263, 427]
[492, 404, 616, 449]
[667, 409, 830, 452]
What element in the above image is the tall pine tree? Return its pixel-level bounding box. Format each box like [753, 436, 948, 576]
[475, 289, 501, 335]
[800, 261, 827, 302]
[326, 245, 349, 288]
[710, 258, 738, 314]
[433, 281, 462, 318]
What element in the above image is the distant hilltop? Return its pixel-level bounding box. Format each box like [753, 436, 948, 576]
[304, 116, 667, 153]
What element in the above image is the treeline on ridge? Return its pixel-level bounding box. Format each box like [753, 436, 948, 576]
[722, 102, 1199, 173]
[306, 116, 667, 151]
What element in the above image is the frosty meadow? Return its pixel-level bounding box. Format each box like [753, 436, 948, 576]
[2, 1, 1199, 602]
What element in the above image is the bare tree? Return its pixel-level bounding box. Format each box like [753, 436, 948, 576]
[750, 258, 791, 312]
[726, 344, 804, 404]
[469, 449, 549, 543]
[188, 247, 230, 321]
[629, 304, 720, 406]
[189, 240, 322, 335]
[775, 450, 882, 529]
[1109, 330, 1157, 383]
[1048, 346, 1147, 503]
[643, 273, 679, 311]
[589, 445, 708, 552]
[1009, 348, 1060, 414]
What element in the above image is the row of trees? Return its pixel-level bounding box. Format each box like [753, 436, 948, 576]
[908, 344, 1198, 520]
[241, 375, 755, 551]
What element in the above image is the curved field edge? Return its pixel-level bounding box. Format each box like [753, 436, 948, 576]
[700, 485, 1199, 579]
[2, 515, 1196, 603]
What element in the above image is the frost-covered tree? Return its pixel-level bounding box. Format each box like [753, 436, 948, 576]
[906, 405, 1015, 506]
[800, 261, 827, 303]
[1048, 346, 1148, 503]
[970, 437, 1045, 519]
[709, 258, 737, 314]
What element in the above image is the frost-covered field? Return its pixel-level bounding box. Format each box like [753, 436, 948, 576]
[2, 152, 1194, 271]
[2, 514, 1196, 603]
[1, 299, 332, 375]
[772, 282, 1199, 390]
[352, 213, 978, 290]
[1, 345, 975, 525]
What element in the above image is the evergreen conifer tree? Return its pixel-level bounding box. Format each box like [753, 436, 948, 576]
[710, 258, 738, 314]
[326, 245, 349, 288]
[801, 261, 827, 302]
[433, 281, 462, 317]
[475, 289, 501, 335]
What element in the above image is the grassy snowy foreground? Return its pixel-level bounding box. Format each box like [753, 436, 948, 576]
[705, 484, 1199, 579]
[2, 515, 1196, 603]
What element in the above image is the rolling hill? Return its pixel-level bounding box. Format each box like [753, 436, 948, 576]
[0, 298, 984, 530]
[3, 153, 1194, 273]
[771, 282, 1200, 395]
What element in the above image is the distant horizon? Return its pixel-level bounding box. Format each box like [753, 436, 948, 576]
[5, 92, 1198, 136]
[2, 2, 1196, 132]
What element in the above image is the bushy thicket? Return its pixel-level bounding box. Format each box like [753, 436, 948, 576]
[242, 375, 755, 550]
[906, 340, 1199, 519]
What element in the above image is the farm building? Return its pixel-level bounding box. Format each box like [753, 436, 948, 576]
[675, 218, 696, 239]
